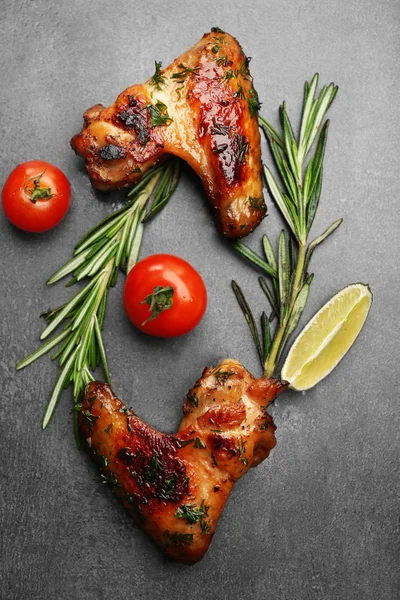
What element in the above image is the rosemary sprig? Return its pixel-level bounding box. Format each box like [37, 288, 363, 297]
[232, 74, 341, 378]
[17, 159, 180, 437]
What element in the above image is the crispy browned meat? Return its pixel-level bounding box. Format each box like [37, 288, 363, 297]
[71, 29, 265, 238]
[78, 359, 287, 563]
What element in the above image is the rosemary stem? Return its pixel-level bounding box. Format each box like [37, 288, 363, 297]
[94, 257, 115, 314]
[137, 170, 163, 210]
[264, 318, 286, 378]
[289, 243, 306, 312]
[264, 242, 306, 377]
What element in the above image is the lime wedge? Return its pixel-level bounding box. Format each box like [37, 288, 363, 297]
[281, 283, 372, 391]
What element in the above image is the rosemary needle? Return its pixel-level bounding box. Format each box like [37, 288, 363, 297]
[17, 158, 180, 435]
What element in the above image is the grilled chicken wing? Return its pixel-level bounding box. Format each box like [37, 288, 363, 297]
[71, 29, 265, 238]
[78, 359, 287, 563]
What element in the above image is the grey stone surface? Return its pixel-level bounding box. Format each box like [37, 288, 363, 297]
[1, 0, 399, 598]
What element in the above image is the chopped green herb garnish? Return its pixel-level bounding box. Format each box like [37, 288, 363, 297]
[215, 55, 228, 67]
[163, 530, 194, 548]
[224, 63, 249, 83]
[193, 437, 206, 449]
[175, 502, 206, 524]
[142, 454, 178, 500]
[234, 85, 245, 100]
[150, 455, 161, 470]
[187, 393, 199, 407]
[210, 121, 230, 135]
[212, 35, 226, 44]
[237, 437, 248, 465]
[238, 60, 250, 79]
[178, 438, 195, 448]
[104, 423, 113, 434]
[86, 395, 97, 406]
[223, 69, 235, 81]
[248, 196, 264, 211]
[124, 493, 145, 523]
[82, 410, 99, 429]
[212, 143, 228, 154]
[214, 369, 235, 384]
[101, 472, 119, 491]
[200, 519, 211, 534]
[150, 61, 166, 91]
[147, 101, 173, 128]
[235, 134, 250, 164]
[163, 478, 176, 496]
[144, 455, 162, 482]
[175, 499, 210, 534]
[174, 84, 184, 101]
[171, 63, 199, 83]
[248, 88, 261, 118]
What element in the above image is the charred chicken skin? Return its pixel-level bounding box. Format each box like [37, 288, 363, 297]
[71, 29, 265, 238]
[79, 359, 287, 563]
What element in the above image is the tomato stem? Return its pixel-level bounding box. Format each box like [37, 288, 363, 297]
[24, 170, 53, 203]
[140, 285, 174, 325]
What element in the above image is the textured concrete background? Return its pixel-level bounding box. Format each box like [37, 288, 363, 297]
[1, 0, 399, 598]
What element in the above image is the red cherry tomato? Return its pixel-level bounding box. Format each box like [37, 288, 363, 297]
[123, 254, 207, 337]
[2, 160, 71, 232]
